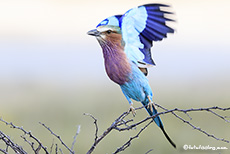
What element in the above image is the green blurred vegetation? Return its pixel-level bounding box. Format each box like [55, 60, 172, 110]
[0, 77, 229, 154]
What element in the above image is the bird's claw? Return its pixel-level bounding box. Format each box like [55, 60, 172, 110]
[129, 105, 136, 117]
[147, 96, 155, 112]
[147, 102, 154, 113]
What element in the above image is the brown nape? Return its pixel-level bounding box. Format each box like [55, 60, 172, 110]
[139, 67, 148, 76]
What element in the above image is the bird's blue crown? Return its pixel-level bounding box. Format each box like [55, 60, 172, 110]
[96, 15, 122, 28]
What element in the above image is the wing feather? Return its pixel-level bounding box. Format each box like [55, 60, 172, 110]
[120, 4, 175, 68]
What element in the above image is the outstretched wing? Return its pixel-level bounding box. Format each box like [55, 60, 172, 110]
[120, 4, 175, 68]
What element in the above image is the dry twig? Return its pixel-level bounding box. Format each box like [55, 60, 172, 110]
[70, 125, 81, 154]
[0, 104, 229, 154]
[85, 104, 230, 154]
[0, 117, 49, 154]
[39, 122, 74, 154]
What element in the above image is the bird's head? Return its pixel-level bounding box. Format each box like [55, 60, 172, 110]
[87, 15, 123, 48]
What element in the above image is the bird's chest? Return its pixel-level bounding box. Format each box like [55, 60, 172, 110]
[103, 50, 131, 85]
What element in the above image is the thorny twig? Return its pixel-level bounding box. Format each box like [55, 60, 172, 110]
[0, 118, 80, 154]
[39, 122, 74, 154]
[145, 149, 154, 154]
[84, 111, 131, 154]
[83, 113, 99, 143]
[55, 144, 58, 154]
[155, 104, 230, 143]
[85, 104, 230, 154]
[0, 117, 49, 154]
[0, 148, 8, 154]
[0, 130, 26, 154]
[20, 135, 36, 152]
[50, 139, 55, 154]
[113, 120, 154, 154]
[0, 105, 229, 154]
[70, 125, 81, 154]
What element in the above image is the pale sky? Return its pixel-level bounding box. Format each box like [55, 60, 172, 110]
[0, 0, 229, 43]
[0, 0, 229, 84]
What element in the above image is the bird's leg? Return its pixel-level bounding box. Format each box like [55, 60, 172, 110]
[128, 102, 136, 117]
[123, 94, 136, 117]
[147, 95, 154, 112]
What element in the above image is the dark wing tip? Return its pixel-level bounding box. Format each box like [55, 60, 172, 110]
[142, 3, 171, 8]
[140, 3, 176, 41]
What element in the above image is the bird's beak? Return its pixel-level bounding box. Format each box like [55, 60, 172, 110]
[87, 29, 100, 36]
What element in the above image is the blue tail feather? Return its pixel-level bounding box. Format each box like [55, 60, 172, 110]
[141, 101, 163, 128]
[142, 100, 176, 148]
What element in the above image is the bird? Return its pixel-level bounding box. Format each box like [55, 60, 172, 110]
[87, 3, 176, 148]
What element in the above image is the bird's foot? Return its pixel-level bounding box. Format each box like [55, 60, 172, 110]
[147, 102, 154, 113]
[147, 96, 154, 112]
[129, 105, 136, 117]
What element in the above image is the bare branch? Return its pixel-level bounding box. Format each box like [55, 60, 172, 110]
[113, 120, 153, 154]
[50, 139, 55, 154]
[0, 148, 8, 154]
[39, 122, 74, 154]
[208, 109, 230, 123]
[145, 149, 153, 154]
[83, 113, 99, 144]
[0, 104, 229, 154]
[85, 104, 230, 154]
[55, 144, 58, 154]
[155, 104, 230, 143]
[20, 135, 36, 152]
[59, 148, 64, 154]
[0, 130, 26, 154]
[70, 125, 81, 154]
[0, 117, 49, 154]
[85, 111, 130, 154]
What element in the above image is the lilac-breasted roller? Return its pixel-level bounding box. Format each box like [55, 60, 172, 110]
[87, 3, 176, 148]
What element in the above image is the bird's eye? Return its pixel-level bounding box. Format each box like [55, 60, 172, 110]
[106, 30, 112, 34]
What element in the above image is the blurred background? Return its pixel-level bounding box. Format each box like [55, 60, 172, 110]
[0, 0, 230, 153]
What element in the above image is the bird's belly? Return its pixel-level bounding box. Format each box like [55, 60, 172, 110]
[120, 65, 151, 102]
[121, 80, 146, 102]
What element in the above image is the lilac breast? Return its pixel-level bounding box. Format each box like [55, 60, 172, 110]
[102, 46, 131, 85]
